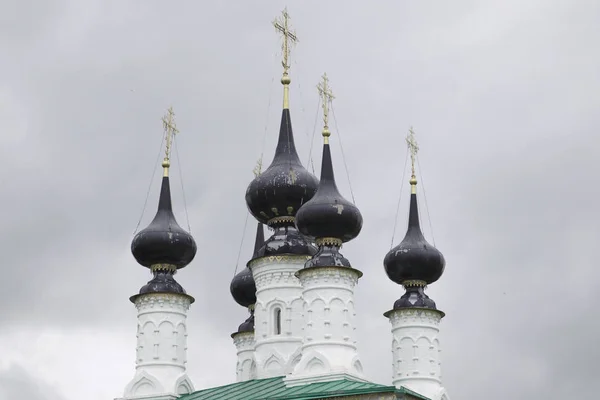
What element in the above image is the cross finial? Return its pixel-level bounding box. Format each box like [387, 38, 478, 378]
[253, 157, 263, 177]
[317, 73, 335, 143]
[406, 127, 419, 191]
[161, 106, 179, 177]
[273, 8, 298, 109]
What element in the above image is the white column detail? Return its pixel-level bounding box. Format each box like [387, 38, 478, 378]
[387, 308, 450, 400]
[232, 331, 257, 382]
[119, 293, 195, 400]
[250, 255, 309, 378]
[286, 267, 367, 386]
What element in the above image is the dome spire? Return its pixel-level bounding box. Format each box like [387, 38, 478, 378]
[273, 7, 297, 110]
[245, 8, 318, 256]
[384, 128, 445, 310]
[130, 107, 196, 301]
[296, 74, 363, 267]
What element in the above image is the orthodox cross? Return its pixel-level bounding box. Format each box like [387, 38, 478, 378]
[273, 8, 298, 76]
[317, 73, 335, 141]
[161, 106, 179, 176]
[406, 127, 419, 179]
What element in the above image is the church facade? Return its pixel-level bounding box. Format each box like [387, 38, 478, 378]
[116, 9, 450, 400]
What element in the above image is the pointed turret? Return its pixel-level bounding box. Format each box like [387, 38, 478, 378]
[383, 128, 445, 309]
[288, 74, 365, 385]
[383, 128, 449, 400]
[121, 108, 196, 399]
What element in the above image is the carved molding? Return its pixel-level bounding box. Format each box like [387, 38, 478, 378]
[298, 267, 359, 289]
[134, 293, 192, 312]
[389, 308, 442, 326]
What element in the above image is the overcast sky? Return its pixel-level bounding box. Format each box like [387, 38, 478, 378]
[1, 1, 598, 400]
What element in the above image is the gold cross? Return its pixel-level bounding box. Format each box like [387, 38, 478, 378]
[273, 8, 298, 76]
[161, 106, 179, 176]
[317, 73, 335, 138]
[406, 127, 419, 179]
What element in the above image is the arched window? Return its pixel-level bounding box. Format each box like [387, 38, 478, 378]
[274, 308, 282, 335]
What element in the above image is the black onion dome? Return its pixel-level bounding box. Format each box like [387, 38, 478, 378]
[131, 176, 197, 269]
[296, 142, 362, 242]
[231, 223, 263, 308]
[384, 190, 445, 285]
[256, 225, 317, 258]
[230, 268, 256, 308]
[245, 109, 319, 225]
[237, 312, 255, 334]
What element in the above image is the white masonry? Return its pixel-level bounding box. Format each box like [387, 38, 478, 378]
[250, 255, 310, 378]
[232, 328, 257, 382]
[120, 293, 195, 400]
[286, 266, 366, 386]
[387, 307, 450, 400]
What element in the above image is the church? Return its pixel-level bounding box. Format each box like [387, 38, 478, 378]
[116, 9, 450, 400]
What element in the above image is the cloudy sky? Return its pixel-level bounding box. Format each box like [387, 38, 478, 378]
[1, 1, 598, 399]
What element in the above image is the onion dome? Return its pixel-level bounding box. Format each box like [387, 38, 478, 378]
[383, 184, 445, 286]
[384, 128, 445, 311]
[131, 176, 197, 269]
[245, 109, 319, 229]
[231, 223, 264, 337]
[296, 75, 362, 269]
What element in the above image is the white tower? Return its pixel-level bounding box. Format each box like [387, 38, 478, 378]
[287, 74, 366, 385]
[120, 108, 196, 400]
[230, 222, 264, 382]
[123, 292, 195, 399]
[231, 312, 257, 382]
[383, 128, 449, 400]
[244, 9, 320, 379]
[250, 255, 310, 378]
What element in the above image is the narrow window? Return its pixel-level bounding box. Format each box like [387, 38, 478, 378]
[274, 308, 282, 335]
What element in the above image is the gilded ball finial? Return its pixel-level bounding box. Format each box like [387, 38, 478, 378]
[409, 176, 417, 185]
[281, 75, 291, 85]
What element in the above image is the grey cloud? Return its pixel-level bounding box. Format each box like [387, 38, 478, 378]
[1, 1, 598, 399]
[0, 364, 67, 400]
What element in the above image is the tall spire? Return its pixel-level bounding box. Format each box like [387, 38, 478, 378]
[383, 129, 448, 399]
[273, 7, 298, 110]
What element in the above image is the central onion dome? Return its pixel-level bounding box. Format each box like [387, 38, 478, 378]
[384, 178, 445, 310]
[132, 177, 197, 269]
[245, 109, 319, 228]
[231, 222, 264, 336]
[296, 126, 362, 269]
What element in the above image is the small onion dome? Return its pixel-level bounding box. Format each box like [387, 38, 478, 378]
[231, 222, 264, 308]
[296, 141, 362, 243]
[245, 109, 319, 226]
[384, 189, 445, 286]
[131, 176, 197, 269]
[230, 267, 256, 308]
[237, 312, 255, 334]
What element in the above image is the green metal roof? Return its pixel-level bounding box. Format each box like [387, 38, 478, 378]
[179, 377, 431, 400]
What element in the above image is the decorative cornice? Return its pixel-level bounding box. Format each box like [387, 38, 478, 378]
[150, 263, 178, 273]
[315, 237, 343, 247]
[267, 216, 295, 226]
[402, 280, 427, 288]
[296, 267, 360, 288]
[248, 254, 311, 270]
[134, 293, 193, 312]
[387, 308, 444, 325]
